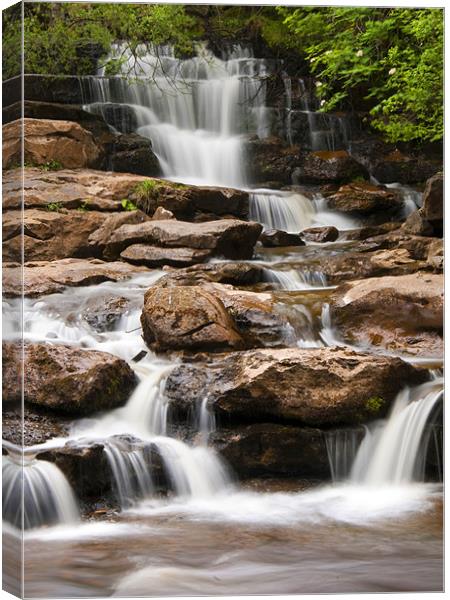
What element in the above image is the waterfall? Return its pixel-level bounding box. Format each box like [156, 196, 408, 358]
[263, 268, 327, 291]
[325, 429, 364, 482]
[82, 42, 271, 188]
[2, 455, 79, 529]
[249, 190, 315, 232]
[350, 379, 443, 485]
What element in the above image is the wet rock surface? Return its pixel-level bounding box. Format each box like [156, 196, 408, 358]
[3, 342, 137, 415]
[260, 229, 305, 247]
[166, 347, 427, 427]
[301, 226, 339, 243]
[323, 182, 403, 215]
[3, 258, 149, 297]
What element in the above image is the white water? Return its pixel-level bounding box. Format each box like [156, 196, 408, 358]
[263, 267, 327, 291]
[351, 379, 443, 485]
[2, 455, 79, 529]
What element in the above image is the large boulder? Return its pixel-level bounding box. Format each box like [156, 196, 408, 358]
[103, 219, 262, 261]
[323, 182, 403, 215]
[3, 118, 104, 169]
[3, 209, 105, 262]
[300, 226, 339, 243]
[165, 347, 426, 427]
[3, 342, 137, 415]
[422, 172, 443, 223]
[134, 181, 248, 221]
[297, 150, 367, 184]
[331, 273, 444, 356]
[141, 286, 244, 352]
[107, 132, 161, 177]
[88, 210, 150, 256]
[3, 258, 149, 298]
[210, 424, 330, 480]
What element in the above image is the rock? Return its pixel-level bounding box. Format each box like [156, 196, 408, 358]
[402, 210, 434, 237]
[156, 262, 263, 288]
[344, 222, 401, 241]
[166, 347, 426, 427]
[121, 244, 211, 268]
[331, 273, 443, 356]
[421, 172, 443, 235]
[3, 118, 104, 169]
[2, 407, 72, 446]
[323, 182, 403, 215]
[3, 209, 106, 262]
[87, 102, 138, 134]
[2, 167, 150, 212]
[82, 296, 130, 332]
[3, 342, 137, 415]
[3, 258, 149, 298]
[108, 132, 161, 177]
[259, 229, 304, 247]
[141, 285, 244, 352]
[370, 149, 441, 184]
[133, 180, 248, 220]
[210, 424, 330, 480]
[24, 74, 84, 104]
[4, 100, 112, 139]
[88, 210, 150, 256]
[245, 136, 299, 186]
[298, 151, 367, 184]
[200, 282, 293, 349]
[103, 219, 263, 261]
[427, 238, 443, 271]
[152, 207, 175, 220]
[301, 226, 339, 243]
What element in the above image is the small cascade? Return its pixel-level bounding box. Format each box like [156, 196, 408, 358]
[249, 190, 315, 232]
[386, 182, 422, 217]
[325, 429, 365, 482]
[350, 379, 443, 485]
[263, 268, 327, 291]
[298, 78, 350, 151]
[197, 396, 216, 445]
[2, 455, 79, 529]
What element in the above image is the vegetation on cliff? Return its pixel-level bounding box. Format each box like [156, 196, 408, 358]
[2, 3, 443, 145]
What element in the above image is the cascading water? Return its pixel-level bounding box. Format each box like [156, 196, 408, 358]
[249, 190, 315, 232]
[82, 43, 270, 188]
[2, 454, 79, 529]
[350, 379, 443, 485]
[263, 267, 327, 291]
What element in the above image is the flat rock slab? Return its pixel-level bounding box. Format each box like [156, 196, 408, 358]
[324, 182, 403, 215]
[3, 342, 137, 416]
[3, 258, 150, 297]
[120, 244, 211, 267]
[104, 218, 262, 260]
[165, 347, 427, 427]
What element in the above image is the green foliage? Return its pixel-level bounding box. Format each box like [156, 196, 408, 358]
[278, 7, 443, 143]
[121, 198, 138, 212]
[76, 200, 90, 212]
[40, 159, 63, 172]
[19, 2, 199, 77]
[365, 396, 385, 413]
[46, 202, 63, 212]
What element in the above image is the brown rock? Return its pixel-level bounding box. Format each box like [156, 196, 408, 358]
[3, 342, 137, 415]
[3, 119, 103, 169]
[299, 151, 367, 184]
[324, 182, 403, 215]
[120, 244, 211, 268]
[211, 424, 330, 480]
[166, 347, 426, 427]
[141, 286, 244, 352]
[104, 219, 262, 260]
[331, 273, 443, 356]
[402, 210, 434, 237]
[301, 226, 339, 243]
[88, 210, 150, 255]
[422, 172, 443, 223]
[152, 207, 175, 220]
[259, 229, 304, 247]
[427, 238, 443, 271]
[3, 208, 105, 262]
[3, 258, 149, 298]
[156, 262, 263, 288]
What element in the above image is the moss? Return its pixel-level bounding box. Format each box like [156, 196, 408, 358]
[46, 202, 63, 212]
[365, 396, 385, 413]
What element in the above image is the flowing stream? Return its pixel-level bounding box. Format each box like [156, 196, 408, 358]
[3, 42, 442, 596]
